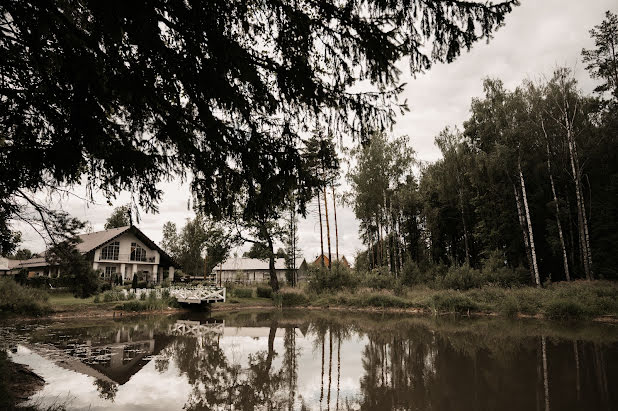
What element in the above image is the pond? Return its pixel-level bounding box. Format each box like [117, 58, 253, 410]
[1, 310, 616, 410]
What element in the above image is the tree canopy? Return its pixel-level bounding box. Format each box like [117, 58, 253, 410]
[0, 0, 517, 252]
[104, 205, 131, 229]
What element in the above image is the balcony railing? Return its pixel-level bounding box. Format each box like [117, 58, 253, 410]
[98, 253, 157, 263]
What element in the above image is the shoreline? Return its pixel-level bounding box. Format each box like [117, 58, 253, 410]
[3, 302, 617, 323]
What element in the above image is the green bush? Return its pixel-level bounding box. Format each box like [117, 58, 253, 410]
[232, 288, 253, 298]
[274, 290, 309, 307]
[256, 286, 273, 299]
[438, 265, 483, 290]
[93, 294, 100, 303]
[0, 278, 51, 316]
[430, 292, 477, 313]
[307, 265, 358, 293]
[359, 268, 400, 290]
[117, 295, 178, 311]
[544, 299, 589, 320]
[139, 292, 146, 300]
[362, 293, 409, 308]
[480, 250, 528, 287]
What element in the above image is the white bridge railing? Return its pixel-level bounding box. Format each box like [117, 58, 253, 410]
[169, 286, 226, 304]
[169, 320, 224, 337]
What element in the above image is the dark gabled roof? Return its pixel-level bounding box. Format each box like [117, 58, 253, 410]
[76, 226, 131, 254]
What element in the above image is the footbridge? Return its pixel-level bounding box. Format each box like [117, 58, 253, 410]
[169, 286, 226, 304]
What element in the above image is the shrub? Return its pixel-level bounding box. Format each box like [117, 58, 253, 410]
[360, 268, 400, 290]
[544, 299, 588, 320]
[139, 292, 146, 300]
[480, 251, 528, 287]
[401, 260, 433, 286]
[93, 294, 100, 303]
[0, 278, 51, 316]
[438, 265, 483, 290]
[362, 293, 409, 308]
[232, 288, 253, 298]
[103, 292, 114, 302]
[430, 292, 477, 313]
[274, 290, 309, 307]
[307, 265, 358, 293]
[117, 295, 178, 311]
[256, 286, 273, 299]
[499, 296, 520, 317]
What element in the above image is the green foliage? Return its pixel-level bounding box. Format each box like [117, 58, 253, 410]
[430, 293, 477, 313]
[47, 239, 100, 298]
[0, 0, 515, 254]
[544, 299, 588, 321]
[104, 205, 131, 229]
[0, 278, 51, 316]
[231, 288, 253, 299]
[581, 11, 618, 98]
[117, 293, 178, 312]
[307, 265, 359, 294]
[256, 286, 273, 299]
[438, 265, 482, 290]
[161, 216, 231, 277]
[98, 290, 127, 303]
[274, 290, 310, 307]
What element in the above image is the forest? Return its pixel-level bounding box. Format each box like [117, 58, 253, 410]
[346, 12, 618, 287]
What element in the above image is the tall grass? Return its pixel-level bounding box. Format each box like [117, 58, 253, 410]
[0, 278, 51, 316]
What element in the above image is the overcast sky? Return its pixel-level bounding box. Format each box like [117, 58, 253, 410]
[16, 0, 617, 263]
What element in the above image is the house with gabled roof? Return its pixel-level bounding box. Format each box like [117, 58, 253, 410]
[4, 225, 178, 284]
[214, 256, 307, 285]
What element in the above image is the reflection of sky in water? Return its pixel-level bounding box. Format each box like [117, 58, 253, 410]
[12, 346, 192, 411]
[10, 327, 367, 410]
[6, 316, 615, 411]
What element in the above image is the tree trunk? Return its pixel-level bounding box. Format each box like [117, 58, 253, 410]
[564, 102, 593, 279]
[332, 185, 339, 263]
[514, 184, 535, 283]
[317, 192, 325, 268]
[569, 138, 592, 280]
[573, 340, 580, 401]
[542, 125, 570, 281]
[265, 230, 280, 292]
[541, 335, 550, 411]
[459, 188, 470, 266]
[323, 186, 332, 270]
[519, 159, 541, 287]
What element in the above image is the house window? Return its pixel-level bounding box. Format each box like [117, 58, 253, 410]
[130, 242, 147, 262]
[100, 241, 120, 260]
[103, 266, 116, 278]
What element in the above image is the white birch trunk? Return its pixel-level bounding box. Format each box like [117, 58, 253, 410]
[519, 159, 541, 286]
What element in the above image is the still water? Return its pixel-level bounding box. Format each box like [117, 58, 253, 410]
[1, 310, 616, 410]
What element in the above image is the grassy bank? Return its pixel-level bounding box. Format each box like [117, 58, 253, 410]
[0, 278, 52, 316]
[271, 280, 618, 320]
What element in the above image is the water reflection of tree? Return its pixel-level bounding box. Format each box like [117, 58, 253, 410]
[160, 320, 296, 410]
[153, 313, 615, 410]
[94, 379, 118, 402]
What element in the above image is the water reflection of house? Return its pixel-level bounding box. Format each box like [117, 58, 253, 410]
[2, 225, 178, 284]
[26, 324, 175, 385]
